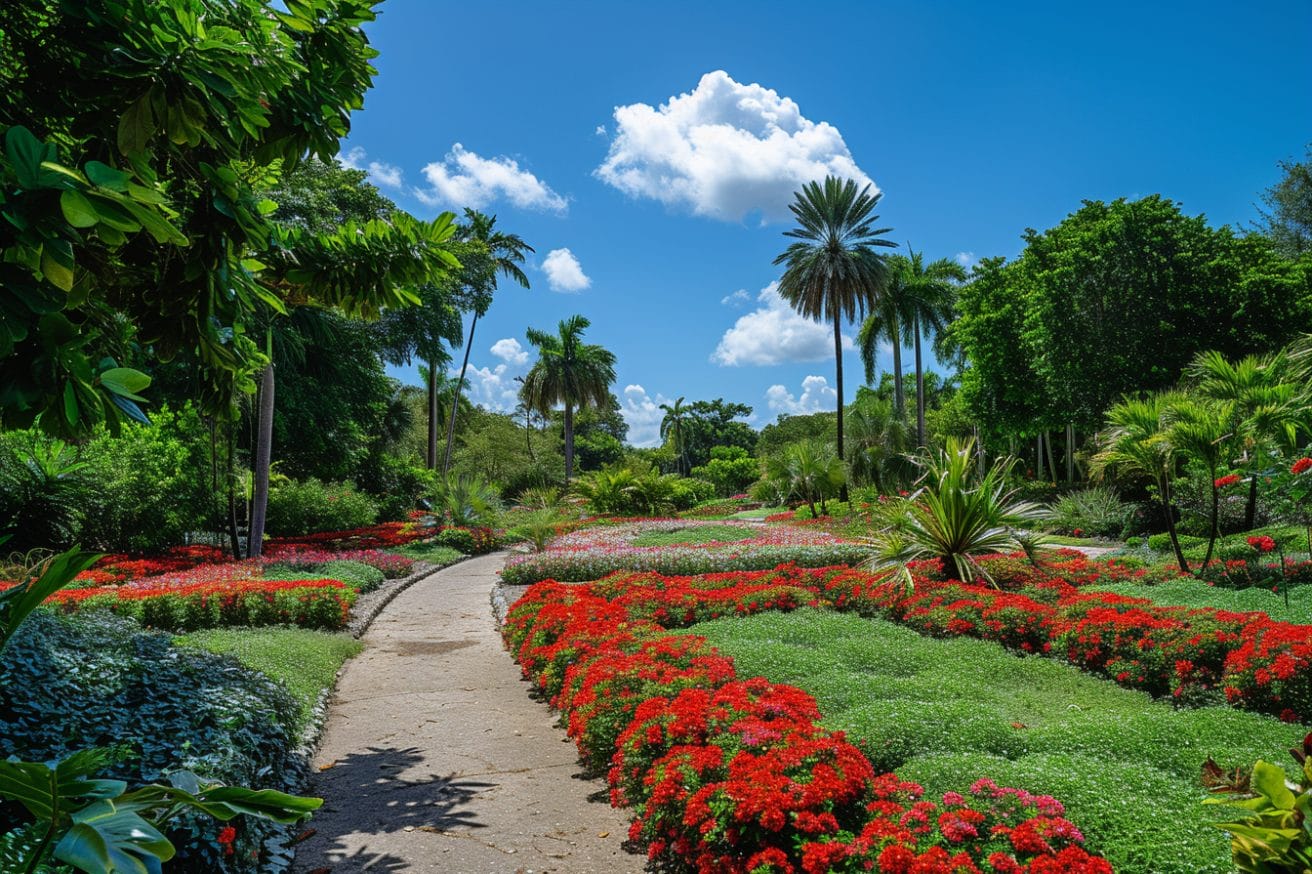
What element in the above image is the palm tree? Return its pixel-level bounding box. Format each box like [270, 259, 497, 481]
[858, 250, 964, 446]
[442, 210, 533, 473]
[1163, 397, 1232, 569]
[775, 176, 895, 501]
[659, 396, 690, 475]
[1188, 350, 1302, 529]
[764, 440, 846, 518]
[846, 395, 915, 492]
[1091, 393, 1192, 573]
[521, 315, 617, 482]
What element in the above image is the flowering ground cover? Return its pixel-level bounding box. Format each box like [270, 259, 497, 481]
[503, 576, 1113, 873]
[692, 608, 1299, 873]
[1089, 578, 1312, 624]
[501, 519, 869, 585]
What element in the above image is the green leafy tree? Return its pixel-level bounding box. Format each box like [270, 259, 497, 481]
[1253, 143, 1312, 258]
[689, 446, 760, 497]
[522, 316, 618, 481]
[775, 176, 895, 500]
[660, 396, 690, 475]
[676, 400, 756, 469]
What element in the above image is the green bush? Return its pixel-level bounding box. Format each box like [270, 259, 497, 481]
[1048, 486, 1132, 538]
[669, 477, 718, 510]
[356, 454, 430, 521]
[265, 477, 378, 536]
[0, 612, 304, 872]
[433, 526, 498, 555]
[0, 435, 87, 553]
[689, 446, 760, 497]
[1147, 532, 1206, 553]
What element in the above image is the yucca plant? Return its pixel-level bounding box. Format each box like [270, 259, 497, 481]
[864, 437, 1049, 587]
[431, 471, 502, 527]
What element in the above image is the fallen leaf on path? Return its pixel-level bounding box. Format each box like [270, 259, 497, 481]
[318, 761, 337, 771]
[598, 831, 609, 838]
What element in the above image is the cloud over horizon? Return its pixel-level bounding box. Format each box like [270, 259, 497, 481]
[712, 282, 853, 367]
[765, 375, 838, 415]
[415, 143, 567, 213]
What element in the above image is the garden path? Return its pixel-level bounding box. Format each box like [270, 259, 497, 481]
[292, 552, 637, 873]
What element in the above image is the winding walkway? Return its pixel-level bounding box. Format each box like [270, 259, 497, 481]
[293, 552, 636, 873]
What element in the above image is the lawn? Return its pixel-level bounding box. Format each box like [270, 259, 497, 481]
[629, 523, 759, 546]
[394, 543, 467, 565]
[176, 628, 362, 733]
[690, 608, 1302, 874]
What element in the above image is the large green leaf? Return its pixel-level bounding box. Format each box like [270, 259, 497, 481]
[56, 800, 173, 874]
[98, 368, 151, 401]
[5, 125, 54, 190]
[60, 191, 99, 228]
[0, 547, 101, 653]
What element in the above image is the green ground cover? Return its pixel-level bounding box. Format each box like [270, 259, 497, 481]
[175, 628, 362, 733]
[691, 608, 1301, 874]
[1090, 578, 1312, 624]
[629, 524, 759, 547]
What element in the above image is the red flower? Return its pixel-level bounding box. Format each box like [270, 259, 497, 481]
[1247, 535, 1277, 553]
[217, 826, 237, 855]
[1214, 473, 1242, 488]
[1292, 457, 1312, 475]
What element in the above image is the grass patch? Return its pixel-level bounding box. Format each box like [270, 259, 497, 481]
[1090, 578, 1312, 624]
[394, 543, 466, 565]
[629, 524, 759, 547]
[175, 628, 362, 733]
[1045, 533, 1116, 546]
[727, 506, 788, 520]
[690, 608, 1301, 874]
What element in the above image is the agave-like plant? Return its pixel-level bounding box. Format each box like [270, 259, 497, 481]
[864, 437, 1049, 588]
[431, 471, 502, 527]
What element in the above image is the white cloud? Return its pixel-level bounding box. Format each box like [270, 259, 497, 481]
[620, 384, 670, 448]
[721, 289, 751, 307]
[595, 125, 608, 137]
[340, 146, 404, 189]
[541, 248, 592, 293]
[415, 143, 567, 213]
[711, 281, 853, 366]
[596, 70, 874, 222]
[955, 251, 976, 268]
[766, 375, 838, 415]
[490, 337, 529, 366]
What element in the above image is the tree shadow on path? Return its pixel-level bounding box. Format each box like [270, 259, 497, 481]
[294, 745, 494, 872]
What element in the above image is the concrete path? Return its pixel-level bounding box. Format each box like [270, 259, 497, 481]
[293, 552, 638, 873]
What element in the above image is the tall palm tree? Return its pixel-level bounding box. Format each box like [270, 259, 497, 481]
[775, 176, 895, 500]
[443, 210, 533, 473]
[659, 396, 690, 475]
[857, 250, 964, 446]
[521, 315, 617, 482]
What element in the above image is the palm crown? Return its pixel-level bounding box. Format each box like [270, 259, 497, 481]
[522, 315, 617, 481]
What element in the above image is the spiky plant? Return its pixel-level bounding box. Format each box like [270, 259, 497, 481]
[864, 437, 1049, 588]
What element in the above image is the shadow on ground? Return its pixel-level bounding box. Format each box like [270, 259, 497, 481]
[294, 745, 494, 871]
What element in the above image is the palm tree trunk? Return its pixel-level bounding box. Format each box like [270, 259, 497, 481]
[443, 313, 478, 475]
[913, 315, 926, 447]
[834, 315, 848, 503]
[1044, 430, 1059, 482]
[1160, 477, 1191, 574]
[891, 323, 905, 417]
[1202, 482, 1220, 568]
[564, 401, 575, 482]
[1065, 423, 1075, 482]
[426, 361, 438, 470]
[225, 419, 241, 560]
[247, 363, 275, 559]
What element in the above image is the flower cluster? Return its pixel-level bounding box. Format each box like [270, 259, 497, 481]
[1292, 457, 1312, 476]
[1214, 473, 1243, 488]
[503, 572, 1110, 872]
[38, 577, 354, 631]
[1247, 535, 1278, 553]
[265, 548, 415, 578]
[266, 520, 429, 551]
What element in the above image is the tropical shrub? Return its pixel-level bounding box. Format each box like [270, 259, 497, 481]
[434, 525, 499, 555]
[356, 453, 431, 522]
[761, 440, 845, 517]
[572, 460, 677, 516]
[1048, 486, 1133, 538]
[266, 558, 383, 592]
[689, 445, 759, 497]
[668, 476, 717, 510]
[1204, 732, 1312, 873]
[0, 613, 310, 872]
[430, 471, 502, 527]
[0, 436, 87, 552]
[865, 437, 1049, 586]
[264, 477, 379, 537]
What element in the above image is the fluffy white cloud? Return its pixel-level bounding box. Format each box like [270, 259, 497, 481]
[765, 375, 837, 415]
[596, 70, 874, 222]
[340, 146, 404, 189]
[416, 143, 567, 213]
[490, 337, 529, 366]
[712, 282, 852, 366]
[541, 248, 592, 293]
[620, 384, 669, 448]
[459, 362, 521, 412]
[955, 251, 977, 268]
[721, 289, 751, 307]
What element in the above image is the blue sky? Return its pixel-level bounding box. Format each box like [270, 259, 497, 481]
[341, 0, 1311, 446]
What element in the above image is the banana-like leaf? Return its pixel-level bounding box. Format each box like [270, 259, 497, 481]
[55, 799, 173, 874]
[0, 548, 101, 652]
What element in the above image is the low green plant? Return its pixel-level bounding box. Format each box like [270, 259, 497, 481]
[394, 543, 466, 565]
[516, 485, 562, 510]
[506, 509, 565, 552]
[572, 461, 677, 516]
[0, 547, 99, 653]
[431, 471, 502, 527]
[1203, 732, 1312, 873]
[0, 437, 87, 552]
[1048, 486, 1133, 538]
[761, 440, 845, 517]
[864, 437, 1049, 587]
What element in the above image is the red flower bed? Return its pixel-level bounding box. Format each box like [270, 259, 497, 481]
[37, 577, 354, 631]
[267, 520, 429, 552]
[503, 575, 1111, 872]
